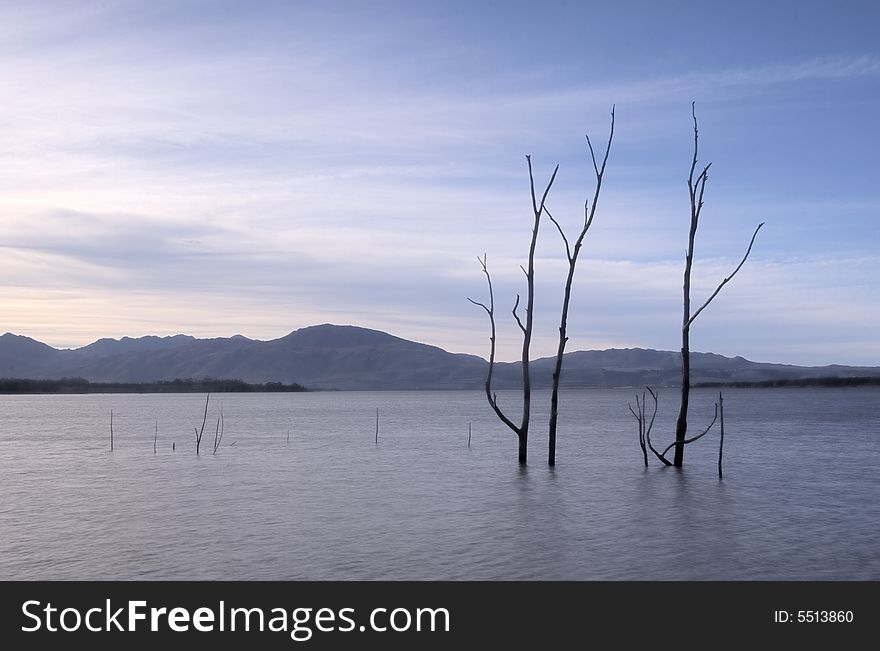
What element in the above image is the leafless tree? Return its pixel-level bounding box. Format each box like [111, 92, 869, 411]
[672, 103, 763, 467]
[468, 159, 558, 464]
[628, 386, 657, 467]
[546, 107, 614, 466]
[633, 385, 720, 467]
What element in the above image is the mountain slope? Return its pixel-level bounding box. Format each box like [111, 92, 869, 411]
[0, 326, 877, 390]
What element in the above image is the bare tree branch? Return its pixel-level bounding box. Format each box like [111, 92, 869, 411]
[512, 293, 526, 333]
[662, 403, 718, 459]
[466, 297, 490, 313]
[629, 390, 648, 467]
[468, 255, 521, 437]
[545, 206, 572, 262]
[640, 386, 671, 466]
[686, 222, 765, 328]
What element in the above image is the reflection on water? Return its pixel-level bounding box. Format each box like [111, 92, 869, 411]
[1, 388, 878, 579]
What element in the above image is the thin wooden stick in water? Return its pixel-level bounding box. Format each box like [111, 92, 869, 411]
[153, 419, 158, 454]
[468, 422, 472, 447]
[212, 417, 221, 455]
[110, 409, 114, 452]
[287, 429, 290, 446]
[212, 405, 225, 455]
[375, 408, 379, 444]
[195, 393, 210, 455]
[718, 392, 725, 479]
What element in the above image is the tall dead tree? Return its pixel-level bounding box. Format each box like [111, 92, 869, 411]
[673, 103, 763, 467]
[546, 107, 614, 466]
[469, 160, 558, 464]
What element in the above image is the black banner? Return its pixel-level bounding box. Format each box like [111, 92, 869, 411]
[1, 581, 875, 648]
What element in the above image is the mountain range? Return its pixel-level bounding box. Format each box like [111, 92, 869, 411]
[1, 324, 877, 390]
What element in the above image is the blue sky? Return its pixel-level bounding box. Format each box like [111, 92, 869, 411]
[0, 0, 877, 365]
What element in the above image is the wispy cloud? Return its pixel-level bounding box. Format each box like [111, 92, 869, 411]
[0, 3, 877, 365]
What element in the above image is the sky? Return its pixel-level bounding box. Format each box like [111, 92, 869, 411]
[0, 0, 878, 365]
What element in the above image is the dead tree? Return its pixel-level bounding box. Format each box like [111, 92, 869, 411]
[546, 107, 614, 466]
[673, 103, 763, 467]
[633, 385, 719, 467]
[628, 386, 658, 467]
[194, 393, 210, 455]
[468, 160, 557, 464]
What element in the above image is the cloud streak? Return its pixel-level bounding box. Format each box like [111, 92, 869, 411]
[0, 3, 877, 366]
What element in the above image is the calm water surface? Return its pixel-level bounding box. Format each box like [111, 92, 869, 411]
[1, 388, 877, 580]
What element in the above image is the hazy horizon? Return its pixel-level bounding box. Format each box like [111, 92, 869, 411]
[1, 1, 877, 366]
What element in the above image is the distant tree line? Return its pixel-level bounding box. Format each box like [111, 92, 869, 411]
[0, 377, 309, 394]
[695, 376, 880, 388]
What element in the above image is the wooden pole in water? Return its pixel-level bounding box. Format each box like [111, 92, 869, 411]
[468, 422, 472, 447]
[375, 408, 379, 444]
[718, 392, 725, 479]
[195, 393, 210, 455]
[153, 419, 158, 454]
[287, 429, 290, 446]
[110, 409, 114, 452]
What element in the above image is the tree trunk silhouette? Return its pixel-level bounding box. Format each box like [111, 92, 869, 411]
[673, 103, 763, 467]
[468, 158, 557, 464]
[546, 107, 614, 466]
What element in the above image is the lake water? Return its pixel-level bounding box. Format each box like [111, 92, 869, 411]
[1, 388, 878, 580]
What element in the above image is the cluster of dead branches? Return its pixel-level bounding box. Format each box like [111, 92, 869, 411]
[469, 104, 758, 475]
[631, 386, 726, 477]
[469, 109, 614, 465]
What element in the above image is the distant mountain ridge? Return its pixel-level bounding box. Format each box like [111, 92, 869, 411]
[0, 325, 878, 390]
